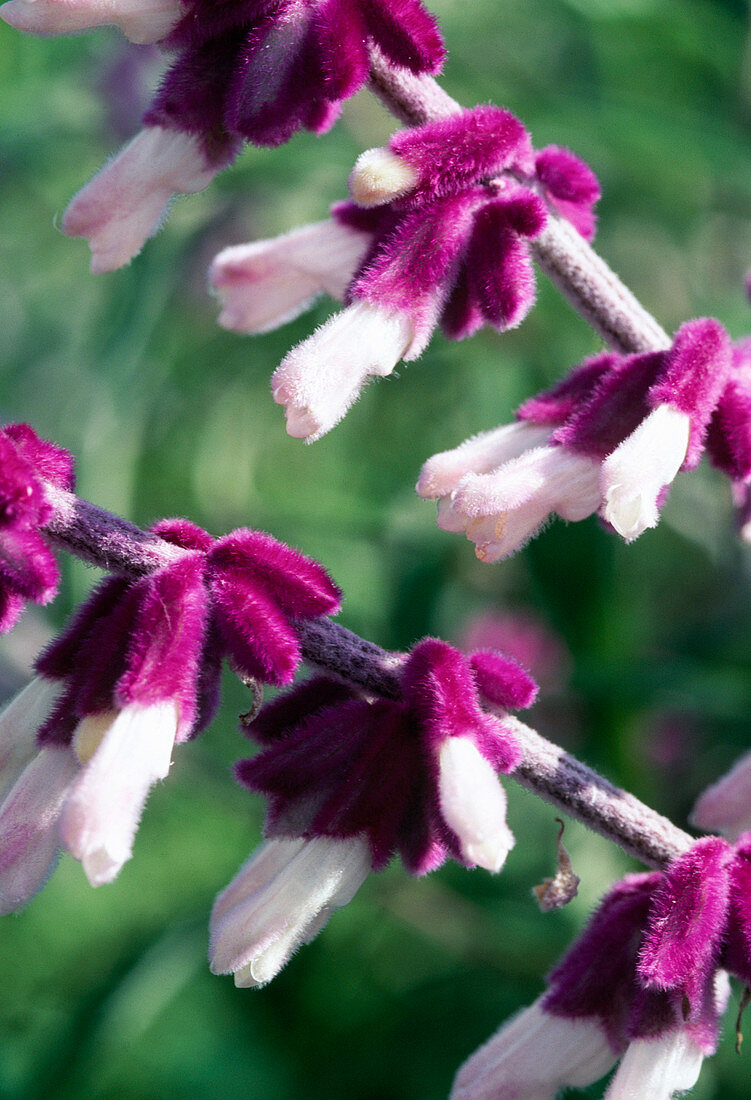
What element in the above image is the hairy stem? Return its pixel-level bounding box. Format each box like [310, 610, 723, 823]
[40, 489, 693, 871]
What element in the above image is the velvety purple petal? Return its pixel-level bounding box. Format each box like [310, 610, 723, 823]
[211, 570, 302, 686]
[115, 555, 208, 736]
[723, 835, 751, 986]
[469, 649, 538, 710]
[0, 587, 24, 634]
[517, 354, 618, 429]
[144, 29, 244, 163]
[439, 264, 484, 341]
[401, 638, 489, 753]
[637, 836, 732, 1010]
[647, 319, 732, 468]
[189, 617, 224, 740]
[313, 0, 369, 101]
[331, 199, 393, 236]
[463, 202, 537, 331]
[0, 528, 59, 603]
[0, 432, 47, 529]
[35, 576, 131, 680]
[352, 191, 480, 321]
[535, 145, 600, 242]
[358, 0, 444, 74]
[552, 350, 663, 459]
[389, 107, 527, 201]
[151, 517, 214, 552]
[4, 423, 75, 491]
[544, 872, 663, 1052]
[209, 529, 341, 620]
[248, 676, 358, 744]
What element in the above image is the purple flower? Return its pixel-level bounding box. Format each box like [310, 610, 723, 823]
[211, 639, 535, 985]
[4, 0, 444, 271]
[417, 319, 732, 560]
[0, 423, 75, 633]
[210, 109, 598, 440]
[0, 520, 340, 907]
[454, 840, 737, 1099]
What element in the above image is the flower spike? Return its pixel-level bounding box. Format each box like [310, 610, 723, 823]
[209, 109, 598, 440]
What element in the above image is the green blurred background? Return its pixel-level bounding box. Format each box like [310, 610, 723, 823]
[2, 0, 751, 1095]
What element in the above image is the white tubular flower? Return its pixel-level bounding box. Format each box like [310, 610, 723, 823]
[62, 127, 221, 273]
[0, 677, 59, 805]
[451, 999, 617, 1100]
[437, 736, 514, 872]
[58, 700, 178, 887]
[0, 746, 79, 915]
[690, 750, 751, 840]
[436, 444, 601, 562]
[209, 835, 371, 987]
[604, 1031, 703, 1100]
[0, 0, 181, 43]
[600, 404, 690, 541]
[416, 421, 552, 500]
[271, 301, 414, 441]
[209, 219, 372, 334]
[349, 147, 419, 207]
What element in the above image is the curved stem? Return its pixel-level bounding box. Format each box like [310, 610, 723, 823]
[40, 490, 692, 872]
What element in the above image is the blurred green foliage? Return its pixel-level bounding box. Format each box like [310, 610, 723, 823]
[2, 1, 751, 1096]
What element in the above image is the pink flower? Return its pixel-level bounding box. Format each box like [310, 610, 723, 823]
[210, 218, 373, 335]
[0, 0, 181, 43]
[62, 126, 227, 273]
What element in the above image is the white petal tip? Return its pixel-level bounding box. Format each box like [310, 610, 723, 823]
[349, 148, 418, 207]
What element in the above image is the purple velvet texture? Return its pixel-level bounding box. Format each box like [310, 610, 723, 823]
[146, 0, 444, 156]
[544, 872, 667, 1053]
[518, 319, 732, 467]
[534, 145, 601, 242]
[389, 106, 532, 202]
[334, 109, 598, 345]
[35, 522, 341, 746]
[238, 637, 533, 873]
[0, 424, 75, 633]
[637, 836, 732, 1053]
[544, 837, 751, 1057]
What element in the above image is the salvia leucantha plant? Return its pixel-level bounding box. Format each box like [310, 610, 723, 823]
[0, 2, 751, 1097]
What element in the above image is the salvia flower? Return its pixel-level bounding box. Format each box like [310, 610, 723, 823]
[210, 107, 599, 440]
[2, 0, 444, 272]
[209, 638, 536, 985]
[454, 837, 740, 1099]
[0, 423, 75, 633]
[0, 519, 340, 909]
[418, 318, 732, 560]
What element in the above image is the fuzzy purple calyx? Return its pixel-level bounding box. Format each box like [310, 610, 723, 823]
[238, 637, 533, 874]
[0, 424, 75, 633]
[35, 519, 342, 747]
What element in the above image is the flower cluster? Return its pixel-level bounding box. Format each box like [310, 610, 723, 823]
[417, 317, 733, 561]
[453, 835, 751, 1099]
[211, 107, 599, 440]
[209, 637, 537, 986]
[0, 519, 340, 911]
[0, 423, 74, 633]
[0, 0, 444, 272]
